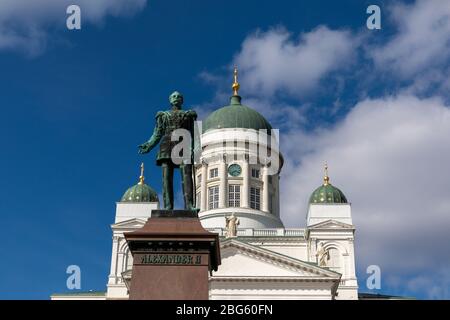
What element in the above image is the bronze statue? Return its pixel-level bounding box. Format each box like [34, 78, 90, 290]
[138, 91, 197, 210]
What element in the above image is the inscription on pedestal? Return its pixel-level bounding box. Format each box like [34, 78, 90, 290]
[135, 253, 207, 266]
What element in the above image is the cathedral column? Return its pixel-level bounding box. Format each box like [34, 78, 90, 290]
[116, 246, 125, 280]
[200, 161, 208, 211]
[242, 157, 249, 208]
[262, 166, 269, 212]
[108, 235, 120, 284]
[219, 155, 227, 208]
[274, 174, 280, 216]
[348, 239, 356, 279]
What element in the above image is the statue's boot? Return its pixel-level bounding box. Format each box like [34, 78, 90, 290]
[180, 164, 196, 211]
[162, 163, 174, 210]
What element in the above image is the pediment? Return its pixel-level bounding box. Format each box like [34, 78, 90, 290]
[111, 218, 148, 230]
[307, 219, 354, 230]
[213, 239, 340, 279]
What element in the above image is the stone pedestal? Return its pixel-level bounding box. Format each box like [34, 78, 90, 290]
[124, 210, 221, 300]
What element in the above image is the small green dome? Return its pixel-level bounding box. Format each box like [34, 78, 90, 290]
[309, 183, 348, 204]
[203, 96, 273, 133]
[121, 182, 159, 202]
[121, 164, 159, 203]
[309, 170, 348, 204]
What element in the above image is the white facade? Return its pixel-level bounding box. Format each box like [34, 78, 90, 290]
[52, 99, 358, 300]
[52, 191, 358, 301]
[209, 239, 340, 300]
[197, 127, 283, 229]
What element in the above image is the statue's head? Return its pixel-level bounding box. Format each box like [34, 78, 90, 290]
[169, 91, 183, 108]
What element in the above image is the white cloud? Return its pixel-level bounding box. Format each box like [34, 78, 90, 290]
[404, 269, 450, 299]
[0, 0, 147, 55]
[371, 0, 450, 79]
[198, 0, 450, 299]
[233, 26, 359, 97]
[223, 0, 450, 99]
[196, 25, 360, 129]
[279, 95, 450, 298]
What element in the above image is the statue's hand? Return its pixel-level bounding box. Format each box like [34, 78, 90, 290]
[138, 143, 151, 154]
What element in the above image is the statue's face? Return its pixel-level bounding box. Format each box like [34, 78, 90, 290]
[169, 91, 183, 107]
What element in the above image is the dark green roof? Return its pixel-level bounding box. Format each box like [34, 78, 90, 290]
[203, 96, 273, 133]
[309, 183, 348, 204]
[121, 182, 159, 203]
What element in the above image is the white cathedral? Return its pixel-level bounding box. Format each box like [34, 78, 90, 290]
[52, 72, 358, 300]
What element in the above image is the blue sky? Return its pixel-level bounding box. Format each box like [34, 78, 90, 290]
[1, 0, 449, 299]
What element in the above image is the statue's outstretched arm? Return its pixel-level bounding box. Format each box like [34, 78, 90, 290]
[138, 112, 164, 154]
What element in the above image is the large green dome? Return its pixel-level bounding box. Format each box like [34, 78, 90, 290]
[203, 96, 273, 133]
[309, 173, 348, 204]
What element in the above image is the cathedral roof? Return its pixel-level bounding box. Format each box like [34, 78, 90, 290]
[309, 164, 348, 204]
[203, 96, 273, 133]
[202, 68, 273, 133]
[121, 163, 159, 203]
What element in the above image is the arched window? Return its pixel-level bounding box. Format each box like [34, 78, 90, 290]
[121, 247, 133, 276]
[326, 248, 341, 273]
[126, 250, 133, 271]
